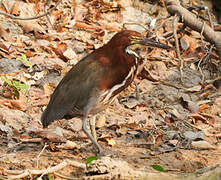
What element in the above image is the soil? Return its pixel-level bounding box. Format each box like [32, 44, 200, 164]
[0, 0, 220, 179]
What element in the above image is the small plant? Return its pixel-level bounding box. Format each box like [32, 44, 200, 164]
[151, 164, 167, 172]
[1, 76, 29, 99]
[16, 53, 32, 68]
[85, 156, 98, 167]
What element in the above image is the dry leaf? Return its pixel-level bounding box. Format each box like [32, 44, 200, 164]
[96, 115, 106, 128]
[75, 21, 101, 31]
[43, 82, 56, 97]
[106, 138, 116, 147]
[185, 85, 202, 92]
[200, 92, 210, 97]
[11, 2, 20, 15]
[39, 128, 66, 143]
[199, 104, 210, 112]
[25, 49, 35, 57]
[0, 99, 25, 110]
[57, 140, 77, 149]
[53, 43, 68, 61]
[190, 63, 196, 70]
[180, 97, 200, 113]
[191, 141, 216, 150]
[0, 25, 13, 42]
[74, 4, 88, 21]
[180, 34, 197, 53]
[50, 10, 63, 25]
[63, 47, 78, 60]
[191, 113, 208, 123]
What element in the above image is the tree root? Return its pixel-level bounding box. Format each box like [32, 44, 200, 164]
[165, 0, 221, 61]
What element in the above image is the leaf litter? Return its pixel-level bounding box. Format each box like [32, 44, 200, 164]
[0, 0, 220, 179]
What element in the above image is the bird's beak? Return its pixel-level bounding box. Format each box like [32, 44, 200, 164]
[138, 38, 171, 49]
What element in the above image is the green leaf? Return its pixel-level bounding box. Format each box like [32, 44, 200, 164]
[4, 157, 11, 163]
[12, 80, 29, 91]
[16, 53, 32, 68]
[36, 178, 43, 180]
[1, 76, 13, 86]
[151, 164, 167, 172]
[1, 76, 29, 97]
[85, 156, 98, 167]
[48, 173, 53, 180]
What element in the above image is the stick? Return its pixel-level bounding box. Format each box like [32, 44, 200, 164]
[0, 0, 62, 20]
[165, 0, 221, 61]
[6, 160, 86, 179]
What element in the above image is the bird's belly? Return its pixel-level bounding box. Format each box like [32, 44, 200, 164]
[90, 94, 117, 114]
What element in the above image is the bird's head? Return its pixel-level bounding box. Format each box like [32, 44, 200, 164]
[108, 30, 171, 50]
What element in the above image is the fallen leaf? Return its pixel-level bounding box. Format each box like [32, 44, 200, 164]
[50, 10, 63, 25]
[0, 25, 13, 42]
[43, 82, 56, 97]
[180, 34, 197, 53]
[191, 141, 216, 150]
[106, 138, 116, 147]
[199, 104, 210, 112]
[96, 115, 106, 128]
[75, 21, 101, 31]
[183, 131, 204, 141]
[52, 43, 68, 61]
[63, 47, 78, 61]
[185, 85, 202, 92]
[57, 140, 77, 149]
[0, 99, 25, 110]
[39, 128, 66, 143]
[11, 1, 20, 16]
[180, 97, 200, 113]
[74, 4, 88, 21]
[200, 92, 210, 97]
[168, 139, 178, 146]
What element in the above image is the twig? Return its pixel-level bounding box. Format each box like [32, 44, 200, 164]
[0, 0, 62, 20]
[54, 172, 80, 180]
[6, 159, 86, 179]
[45, 0, 54, 29]
[200, 21, 205, 43]
[197, 45, 214, 83]
[173, 15, 184, 82]
[20, 138, 42, 143]
[205, 7, 214, 30]
[36, 143, 48, 168]
[38, 165, 51, 179]
[122, 22, 148, 32]
[160, 81, 185, 90]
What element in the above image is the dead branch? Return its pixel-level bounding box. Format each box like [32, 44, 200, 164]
[173, 15, 184, 82]
[165, 0, 221, 61]
[0, 0, 61, 20]
[5, 160, 86, 179]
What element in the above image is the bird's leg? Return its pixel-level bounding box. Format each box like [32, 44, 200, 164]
[89, 115, 97, 141]
[82, 110, 102, 153]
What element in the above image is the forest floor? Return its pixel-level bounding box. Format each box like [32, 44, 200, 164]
[0, 0, 220, 179]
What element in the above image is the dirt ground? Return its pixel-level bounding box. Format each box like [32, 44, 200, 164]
[0, 0, 221, 179]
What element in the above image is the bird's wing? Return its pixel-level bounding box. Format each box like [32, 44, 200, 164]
[41, 54, 104, 127]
